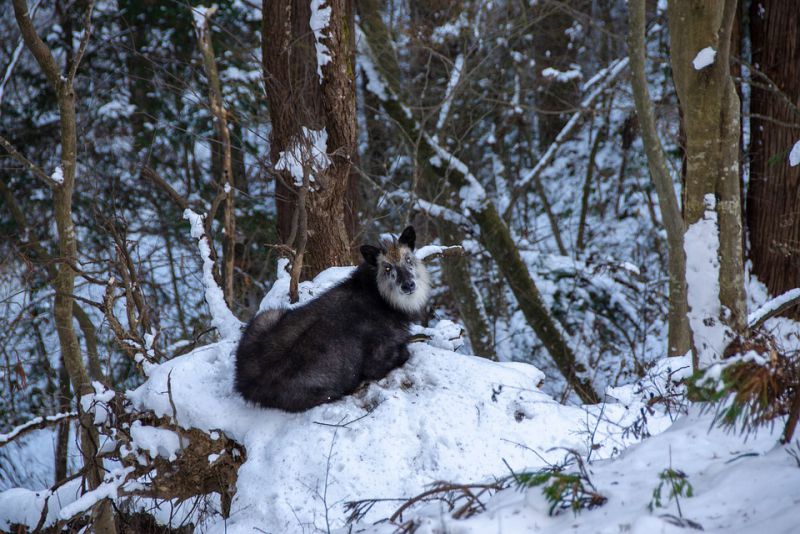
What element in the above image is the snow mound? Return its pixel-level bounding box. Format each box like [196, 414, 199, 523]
[128, 337, 643, 532]
[1, 265, 666, 532]
[124, 265, 654, 532]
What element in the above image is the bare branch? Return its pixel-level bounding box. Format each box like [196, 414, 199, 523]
[66, 0, 95, 83]
[11, 0, 61, 90]
[0, 134, 58, 187]
[141, 166, 189, 210]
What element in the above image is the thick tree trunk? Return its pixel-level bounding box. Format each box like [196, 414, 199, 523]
[627, 0, 690, 357]
[668, 0, 746, 368]
[262, 0, 358, 278]
[529, 1, 587, 149]
[746, 1, 800, 318]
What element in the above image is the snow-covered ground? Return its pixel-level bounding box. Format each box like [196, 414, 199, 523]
[363, 406, 800, 534]
[1, 266, 799, 533]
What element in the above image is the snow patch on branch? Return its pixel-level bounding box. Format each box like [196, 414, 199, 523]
[684, 194, 731, 367]
[747, 288, 800, 328]
[130, 421, 183, 461]
[310, 0, 332, 83]
[57, 467, 134, 521]
[183, 209, 242, 339]
[51, 166, 63, 184]
[436, 54, 465, 130]
[541, 65, 583, 83]
[424, 134, 487, 213]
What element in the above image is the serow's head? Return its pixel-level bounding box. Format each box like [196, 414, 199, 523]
[360, 226, 431, 315]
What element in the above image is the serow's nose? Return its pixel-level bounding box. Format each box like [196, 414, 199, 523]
[401, 280, 416, 294]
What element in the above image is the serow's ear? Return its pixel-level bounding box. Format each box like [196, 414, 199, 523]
[360, 245, 380, 266]
[398, 226, 416, 250]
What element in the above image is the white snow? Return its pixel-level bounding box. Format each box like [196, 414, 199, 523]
[692, 47, 717, 70]
[183, 209, 242, 339]
[541, 65, 583, 82]
[120, 265, 665, 533]
[424, 134, 488, 213]
[2, 262, 799, 533]
[436, 54, 465, 130]
[129, 421, 183, 461]
[191, 5, 216, 32]
[355, 407, 800, 534]
[57, 467, 134, 521]
[310, 0, 332, 82]
[50, 166, 63, 184]
[356, 27, 390, 101]
[684, 194, 730, 367]
[789, 139, 800, 167]
[748, 287, 800, 327]
[274, 127, 330, 187]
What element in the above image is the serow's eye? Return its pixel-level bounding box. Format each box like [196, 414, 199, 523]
[384, 266, 391, 273]
[406, 256, 413, 264]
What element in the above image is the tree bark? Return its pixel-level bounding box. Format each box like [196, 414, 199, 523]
[627, 0, 690, 357]
[746, 0, 800, 319]
[668, 0, 746, 368]
[529, 1, 587, 149]
[196, 7, 237, 308]
[10, 1, 116, 531]
[262, 0, 358, 278]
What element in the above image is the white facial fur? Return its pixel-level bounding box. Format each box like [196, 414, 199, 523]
[376, 247, 431, 314]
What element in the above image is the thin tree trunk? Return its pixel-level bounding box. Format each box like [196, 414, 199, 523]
[746, 0, 800, 319]
[668, 0, 746, 368]
[11, 1, 116, 531]
[359, 0, 497, 360]
[196, 8, 237, 308]
[55, 357, 71, 484]
[627, 0, 690, 357]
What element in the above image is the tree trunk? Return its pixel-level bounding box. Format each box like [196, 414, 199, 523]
[11, 1, 117, 531]
[627, 0, 690, 357]
[746, 0, 800, 319]
[529, 1, 587, 149]
[196, 7, 237, 308]
[668, 0, 746, 368]
[262, 0, 358, 278]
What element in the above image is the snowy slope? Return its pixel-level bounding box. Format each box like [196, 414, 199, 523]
[365, 407, 800, 534]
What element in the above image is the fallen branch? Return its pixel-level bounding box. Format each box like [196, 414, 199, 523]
[748, 288, 800, 330]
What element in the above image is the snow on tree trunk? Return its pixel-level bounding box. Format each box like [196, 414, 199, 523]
[261, 0, 358, 279]
[684, 195, 731, 367]
[668, 0, 747, 367]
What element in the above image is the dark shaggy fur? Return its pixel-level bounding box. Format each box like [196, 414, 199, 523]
[234, 227, 428, 412]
